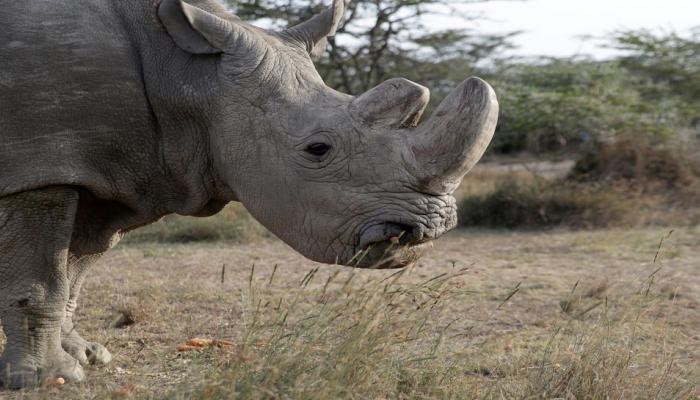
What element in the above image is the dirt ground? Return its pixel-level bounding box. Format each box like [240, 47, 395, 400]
[1, 226, 698, 398]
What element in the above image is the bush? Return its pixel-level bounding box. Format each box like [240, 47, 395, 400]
[569, 138, 700, 189]
[458, 180, 629, 229]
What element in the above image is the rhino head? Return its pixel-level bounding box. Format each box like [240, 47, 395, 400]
[158, 0, 498, 268]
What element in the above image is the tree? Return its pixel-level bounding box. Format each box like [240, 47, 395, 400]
[611, 28, 700, 126]
[489, 60, 643, 153]
[486, 28, 700, 154]
[225, 0, 517, 96]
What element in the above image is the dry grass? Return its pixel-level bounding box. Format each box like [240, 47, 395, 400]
[1, 226, 697, 399]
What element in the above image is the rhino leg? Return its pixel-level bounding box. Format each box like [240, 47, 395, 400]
[0, 187, 84, 389]
[58, 189, 131, 367]
[60, 255, 112, 366]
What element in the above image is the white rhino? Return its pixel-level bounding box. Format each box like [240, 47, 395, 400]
[0, 0, 498, 388]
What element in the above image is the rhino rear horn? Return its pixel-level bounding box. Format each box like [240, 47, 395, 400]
[158, 0, 258, 55]
[350, 78, 430, 129]
[284, 0, 349, 57]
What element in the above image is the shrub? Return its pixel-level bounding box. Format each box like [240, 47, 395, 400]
[569, 138, 700, 189]
[458, 179, 629, 229]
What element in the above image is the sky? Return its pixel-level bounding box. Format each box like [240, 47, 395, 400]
[434, 0, 699, 58]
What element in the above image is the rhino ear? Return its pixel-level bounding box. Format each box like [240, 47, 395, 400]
[158, 0, 233, 54]
[350, 78, 430, 129]
[284, 0, 349, 58]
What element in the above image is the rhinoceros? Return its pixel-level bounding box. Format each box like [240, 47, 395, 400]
[0, 0, 497, 388]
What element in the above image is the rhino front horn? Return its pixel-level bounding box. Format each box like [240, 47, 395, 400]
[411, 77, 499, 195]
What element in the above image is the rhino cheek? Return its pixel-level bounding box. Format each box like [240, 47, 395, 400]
[234, 176, 350, 264]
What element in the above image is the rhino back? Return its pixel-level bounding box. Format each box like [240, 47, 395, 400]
[0, 0, 165, 205]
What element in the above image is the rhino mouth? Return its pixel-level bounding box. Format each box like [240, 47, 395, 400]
[354, 240, 432, 269]
[351, 222, 433, 268]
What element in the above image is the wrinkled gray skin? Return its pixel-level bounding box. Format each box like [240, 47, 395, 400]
[0, 0, 498, 388]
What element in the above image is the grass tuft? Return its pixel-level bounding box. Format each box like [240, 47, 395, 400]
[521, 269, 694, 399]
[167, 266, 473, 399]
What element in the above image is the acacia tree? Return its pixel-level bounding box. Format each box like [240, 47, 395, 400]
[225, 0, 516, 95]
[489, 28, 700, 154]
[611, 28, 700, 126]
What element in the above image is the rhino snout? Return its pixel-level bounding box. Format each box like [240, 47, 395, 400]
[352, 203, 457, 268]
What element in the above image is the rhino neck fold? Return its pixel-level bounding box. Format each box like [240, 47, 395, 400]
[113, 1, 231, 216]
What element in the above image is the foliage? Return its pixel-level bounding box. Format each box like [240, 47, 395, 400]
[458, 135, 700, 230]
[489, 29, 700, 154]
[225, 0, 517, 95]
[569, 137, 700, 189]
[612, 28, 700, 123]
[491, 61, 615, 153]
[222, 0, 700, 156]
[458, 178, 629, 229]
[488, 59, 680, 154]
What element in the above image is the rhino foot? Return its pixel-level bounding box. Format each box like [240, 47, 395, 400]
[62, 329, 112, 367]
[0, 349, 85, 389]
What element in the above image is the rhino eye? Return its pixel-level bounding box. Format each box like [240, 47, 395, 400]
[305, 142, 331, 158]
